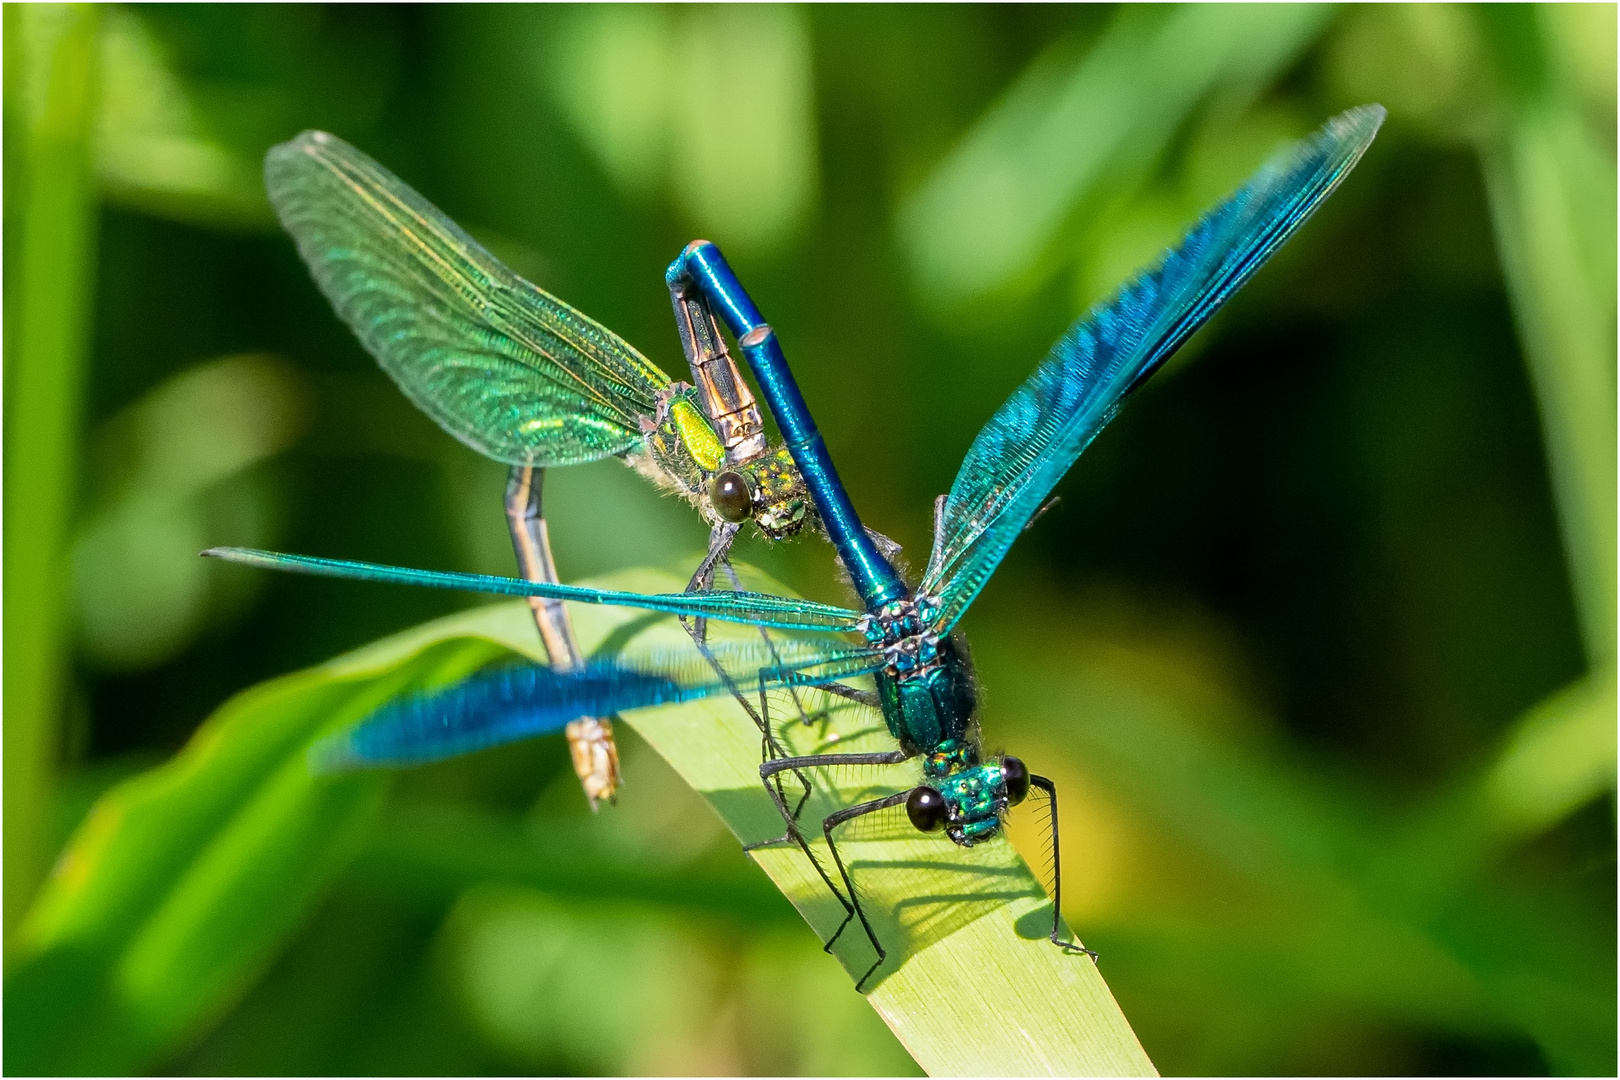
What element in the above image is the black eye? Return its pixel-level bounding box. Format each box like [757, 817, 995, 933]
[711, 471, 753, 523]
[906, 786, 947, 832]
[1002, 757, 1029, 805]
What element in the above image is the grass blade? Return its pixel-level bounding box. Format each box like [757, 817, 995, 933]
[3, 1, 102, 944]
[18, 567, 1155, 1075]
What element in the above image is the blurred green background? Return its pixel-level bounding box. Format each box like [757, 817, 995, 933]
[4, 3, 1614, 1075]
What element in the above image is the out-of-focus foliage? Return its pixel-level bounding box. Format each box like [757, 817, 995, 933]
[71, 354, 304, 670]
[900, 3, 1334, 310]
[544, 5, 817, 258]
[4, 4, 1613, 1076]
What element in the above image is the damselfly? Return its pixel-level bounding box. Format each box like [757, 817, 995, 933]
[265, 132, 874, 805]
[215, 106, 1384, 988]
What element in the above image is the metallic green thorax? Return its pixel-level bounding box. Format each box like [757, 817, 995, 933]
[640, 387, 719, 495]
[874, 636, 976, 752]
[668, 395, 726, 475]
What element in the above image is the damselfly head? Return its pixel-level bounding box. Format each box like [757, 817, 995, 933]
[710, 446, 812, 540]
[909, 742, 1027, 846]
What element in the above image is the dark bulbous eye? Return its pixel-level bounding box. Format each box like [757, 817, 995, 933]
[1002, 756, 1030, 805]
[711, 471, 753, 523]
[906, 786, 947, 832]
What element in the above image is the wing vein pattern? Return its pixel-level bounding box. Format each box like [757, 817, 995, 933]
[266, 130, 669, 467]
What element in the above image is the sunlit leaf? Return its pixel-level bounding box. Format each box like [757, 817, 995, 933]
[976, 599, 1615, 1074]
[543, 5, 673, 197]
[1475, 4, 1618, 661]
[1478, 669, 1617, 842]
[96, 7, 268, 227]
[543, 5, 816, 257]
[4, 630, 504, 1072]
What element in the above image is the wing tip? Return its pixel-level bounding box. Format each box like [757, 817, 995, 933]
[1343, 102, 1388, 128]
[265, 130, 349, 194]
[267, 129, 328, 163]
[1324, 104, 1387, 155]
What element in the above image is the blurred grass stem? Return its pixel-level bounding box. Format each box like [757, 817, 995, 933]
[1476, 5, 1617, 664]
[3, 2, 100, 949]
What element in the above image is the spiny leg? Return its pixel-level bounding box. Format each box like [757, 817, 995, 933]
[821, 790, 912, 992]
[744, 752, 856, 931]
[688, 526, 853, 735]
[1030, 774, 1097, 961]
[678, 608, 813, 814]
[747, 749, 913, 958]
[818, 682, 881, 710]
[716, 557, 822, 743]
[683, 521, 740, 644]
[751, 749, 911, 853]
[677, 526, 767, 737]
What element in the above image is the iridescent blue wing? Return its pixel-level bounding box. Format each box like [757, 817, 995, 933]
[310, 639, 885, 771]
[267, 131, 670, 468]
[921, 106, 1384, 631]
[203, 546, 865, 633]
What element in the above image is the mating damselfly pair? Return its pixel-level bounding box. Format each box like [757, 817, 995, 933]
[208, 104, 1384, 990]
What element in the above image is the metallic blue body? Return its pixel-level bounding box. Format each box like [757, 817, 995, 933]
[669, 242, 908, 611]
[669, 245, 981, 763]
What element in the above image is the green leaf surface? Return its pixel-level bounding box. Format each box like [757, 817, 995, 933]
[5, 626, 506, 1073]
[13, 568, 1154, 1076]
[973, 596, 1616, 1074]
[555, 574, 1156, 1077]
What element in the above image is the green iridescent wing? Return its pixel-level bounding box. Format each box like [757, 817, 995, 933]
[266, 130, 670, 467]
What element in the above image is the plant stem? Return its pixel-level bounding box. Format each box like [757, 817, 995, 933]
[1475, 4, 1617, 665]
[3, 2, 100, 948]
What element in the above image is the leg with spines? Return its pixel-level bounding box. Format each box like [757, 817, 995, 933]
[753, 750, 914, 989]
[1031, 773, 1097, 960]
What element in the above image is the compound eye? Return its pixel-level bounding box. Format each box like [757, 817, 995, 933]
[711, 471, 754, 523]
[906, 786, 948, 832]
[1001, 757, 1030, 805]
